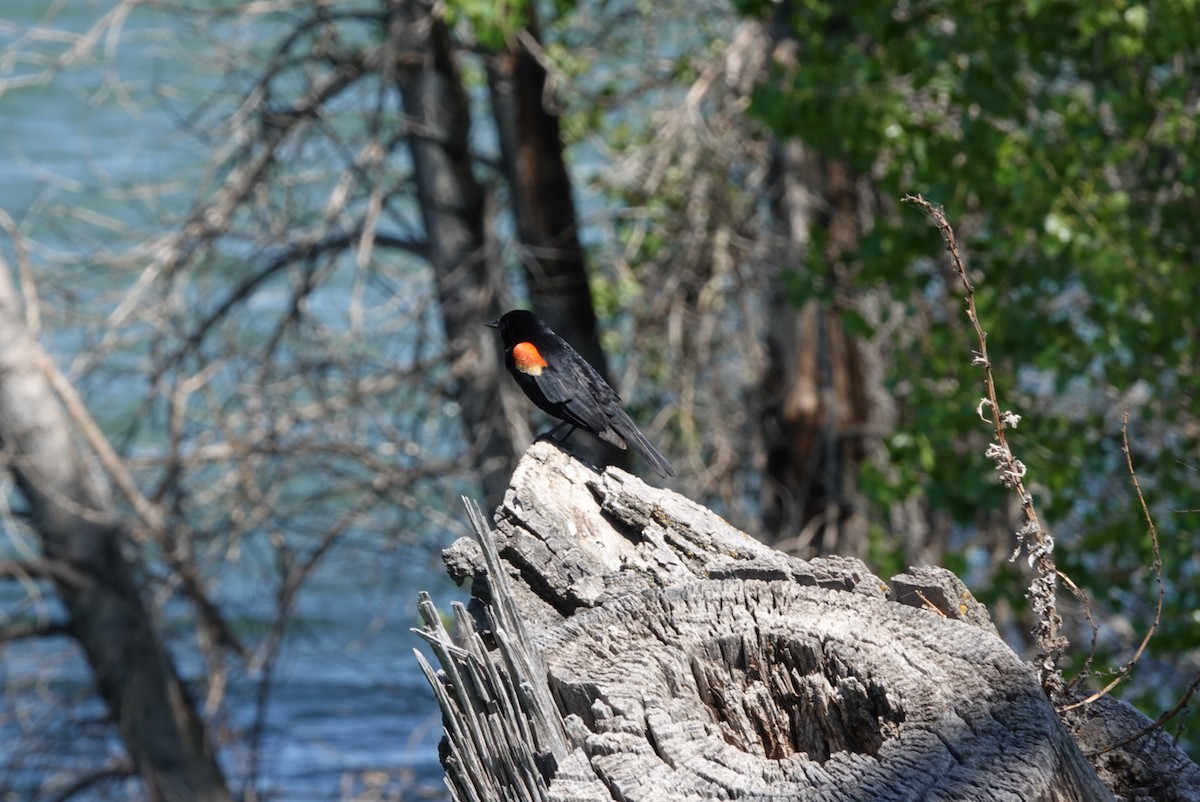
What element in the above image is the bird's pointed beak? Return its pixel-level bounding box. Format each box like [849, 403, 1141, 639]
[485, 318, 500, 329]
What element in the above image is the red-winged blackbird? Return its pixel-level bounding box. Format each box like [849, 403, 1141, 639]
[487, 309, 675, 478]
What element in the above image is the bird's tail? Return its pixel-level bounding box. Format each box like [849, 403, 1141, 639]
[615, 416, 675, 479]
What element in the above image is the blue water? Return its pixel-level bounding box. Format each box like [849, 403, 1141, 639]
[0, 532, 457, 800]
[0, 3, 457, 798]
[213, 538, 456, 800]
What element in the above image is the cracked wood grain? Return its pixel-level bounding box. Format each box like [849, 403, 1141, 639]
[421, 442, 1193, 801]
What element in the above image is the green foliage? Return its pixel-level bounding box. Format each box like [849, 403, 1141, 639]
[745, 0, 1200, 742]
[444, 0, 530, 49]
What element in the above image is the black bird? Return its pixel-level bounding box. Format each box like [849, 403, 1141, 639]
[487, 309, 674, 478]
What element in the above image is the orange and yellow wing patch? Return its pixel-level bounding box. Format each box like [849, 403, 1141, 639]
[512, 341, 548, 376]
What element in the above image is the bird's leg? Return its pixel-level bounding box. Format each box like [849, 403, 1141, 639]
[534, 421, 608, 475]
[537, 421, 576, 443]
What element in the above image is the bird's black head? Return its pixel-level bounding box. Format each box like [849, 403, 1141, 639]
[486, 309, 544, 346]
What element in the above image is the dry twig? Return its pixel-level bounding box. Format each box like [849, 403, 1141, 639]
[1062, 409, 1165, 711]
[903, 194, 1066, 696]
[1086, 671, 1200, 758]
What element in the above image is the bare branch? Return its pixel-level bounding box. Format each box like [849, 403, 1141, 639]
[43, 763, 135, 802]
[37, 350, 166, 540]
[1085, 671, 1200, 758]
[902, 194, 1066, 696]
[1059, 569, 1100, 693]
[1061, 408, 1165, 711]
[0, 558, 90, 590]
[0, 618, 72, 643]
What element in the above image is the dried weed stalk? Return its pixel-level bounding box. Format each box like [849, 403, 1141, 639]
[903, 194, 1066, 696]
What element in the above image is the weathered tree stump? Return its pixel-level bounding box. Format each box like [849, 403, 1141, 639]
[416, 442, 1200, 801]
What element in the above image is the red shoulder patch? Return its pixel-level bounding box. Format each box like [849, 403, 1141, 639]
[512, 341, 548, 375]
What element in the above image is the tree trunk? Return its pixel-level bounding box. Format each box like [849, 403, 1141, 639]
[485, 16, 623, 472]
[418, 442, 1198, 801]
[762, 139, 876, 559]
[485, 14, 607, 377]
[392, 0, 519, 503]
[756, 0, 889, 558]
[0, 271, 231, 801]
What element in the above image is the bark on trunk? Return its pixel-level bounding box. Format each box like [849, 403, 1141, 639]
[0, 272, 231, 801]
[762, 139, 875, 559]
[393, 0, 519, 503]
[485, 19, 619, 471]
[485, 15, 607, 377]
[418, 442, 1197, 801]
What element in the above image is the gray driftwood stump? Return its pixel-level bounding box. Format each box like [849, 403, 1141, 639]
[415, 442, 1200, 801]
